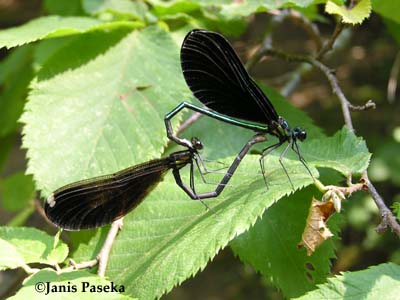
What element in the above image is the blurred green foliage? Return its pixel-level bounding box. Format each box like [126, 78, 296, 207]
[0, 0, 399, 299]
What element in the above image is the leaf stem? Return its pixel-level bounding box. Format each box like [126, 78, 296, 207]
[97, 218, 124, 277]
[57, 218, 124, 275]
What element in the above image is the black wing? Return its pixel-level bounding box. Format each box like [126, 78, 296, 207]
[181, 29, 279, 125]
[44, 159, 170, 231]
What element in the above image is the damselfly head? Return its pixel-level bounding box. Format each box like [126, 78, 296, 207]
[191, 137, 204, 150]
[293, 127, 307, 142]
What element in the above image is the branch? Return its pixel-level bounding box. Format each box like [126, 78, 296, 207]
[258, 49, 378, 131]
[257, 48, 400, 237]
[309, 58, 355, 131]
[175, 112, 203, 137]
[365, 174, 400, 237]
[348, 99, 376, 111]
[310, 62, 400, 236]
[317, 22, 345, 60]
[59, 259, 98, 273]
[57, 218, 124, 275]
[97, 218, 124, 277]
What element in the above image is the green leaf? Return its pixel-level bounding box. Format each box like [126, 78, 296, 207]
[105, 155, 316, 299]
[9, 269, 135, 299]
[0, 45, 32, 83]
[372, 0, 400, 23]
[21, 26, 190, 197]
[0, 16, 101, 49]
[392, 202, 400, 221]
[0, 46, 33, 137]
[68, 229, 100, 254]
[369, 141, 400, 185]
[32, 37, 77, 72]
[0, 134, 15, 172]
[35, 27, 134, 80]
[0, 227, 68, 269]
[83, 0, 148, 20]
[0, 238, 26, 271]
[149, 0, 316, 19]
[0, 172, 35, 212]
[384, 18, 400, 46]
[294, 263, 400, 300]
[304, 127, 371, 176]
[72, 227, 109, 263]
[80, 122, 366, 299]
[326, 0, 372, 24]
[218, 0, 316, 18]
[149, 0, 200, 17]
[44, 0, 84, 16]
[231, 186, 342, 298]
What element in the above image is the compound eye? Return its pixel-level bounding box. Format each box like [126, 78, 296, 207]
[191, 137, 204, 150]
[298, 130, 307, 141]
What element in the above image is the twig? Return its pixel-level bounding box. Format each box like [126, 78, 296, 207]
[365, 173, 400, 237]
[309, 58, 355, 131]
[314, 176, 367, 204]
[59, 259, 98, 273]
[175, 112, 203, 137]
[57, 218, 124, 275]
[247, 8, 322, 71]
[245, 13, 283, 71]
[317, 22, 345, 60]
[348, 99, 376, 111]
[97, 218, 124, 277]
[324, 181, 367, 196]
[311, 59, 400, 236]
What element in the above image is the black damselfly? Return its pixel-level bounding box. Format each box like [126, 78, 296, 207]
[165, 29, 314, 188]
[45, 135, 266, 230]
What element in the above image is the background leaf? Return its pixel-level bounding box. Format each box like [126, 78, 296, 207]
[82, 0, 148, 20]
[149, 0, 316, 19]
[231, 186, 342, 298]
[0, 134, 15, 172]
[372, 0, 400, 24]
[43, 0, 84, 16]
[304, 127, 371, 176]
[0, 46, 33, 137]
[294, 263, 400, 300]
[326, 0, 372, 24]
[0, 172, 35, 212]
[0, 238, 26, 271]
[0, 16, 101, 49]
[0, 227, 68, 269]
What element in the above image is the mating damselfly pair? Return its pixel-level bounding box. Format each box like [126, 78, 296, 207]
[45, 29, 313, 231]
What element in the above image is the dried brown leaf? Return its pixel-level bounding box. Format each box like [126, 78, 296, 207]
[298, 198, 336, 256]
